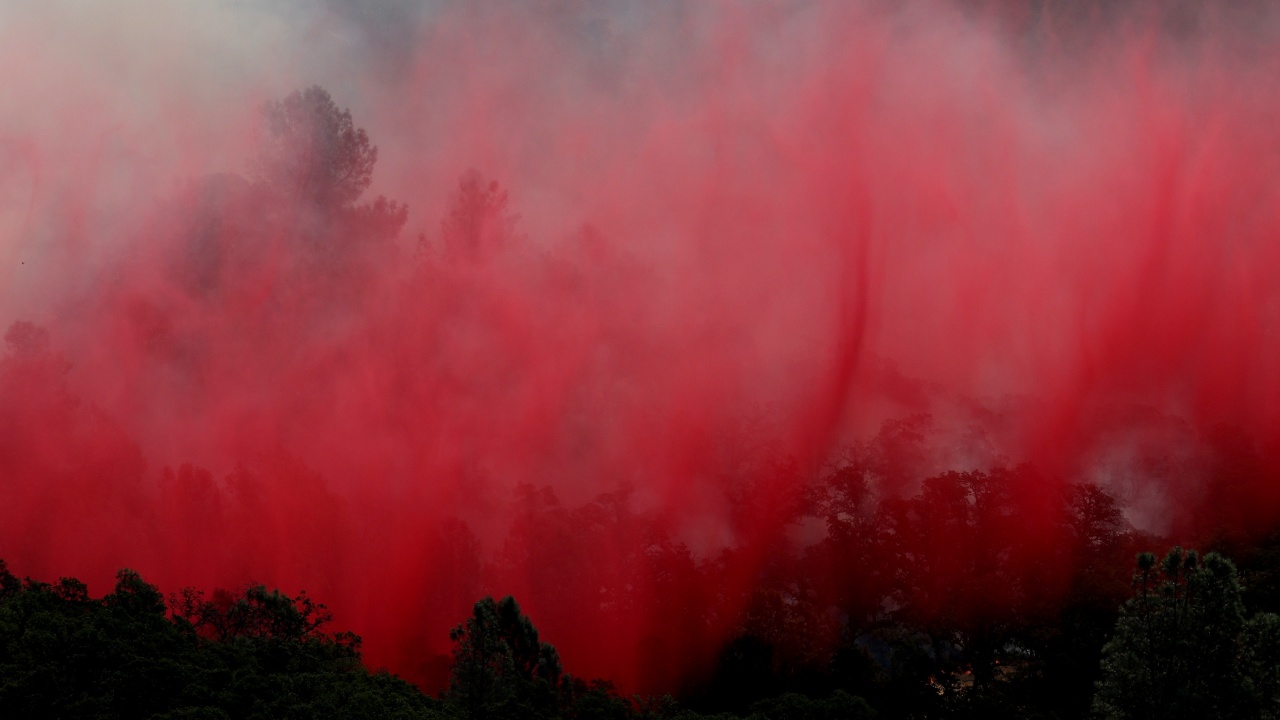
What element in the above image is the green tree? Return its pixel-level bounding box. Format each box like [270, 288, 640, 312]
[0, 564, 442, 719]
[1095, 547, 1280, 719]
[447, 596, 564, 720]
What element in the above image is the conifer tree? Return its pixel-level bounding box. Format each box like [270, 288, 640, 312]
[1095, 547, 1280, 719]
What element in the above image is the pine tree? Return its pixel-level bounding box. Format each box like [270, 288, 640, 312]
[447, 596, 564, 720]
[1095, 547, 1280, 719]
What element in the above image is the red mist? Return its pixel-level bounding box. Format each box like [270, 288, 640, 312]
[1, 0, 1279, 692]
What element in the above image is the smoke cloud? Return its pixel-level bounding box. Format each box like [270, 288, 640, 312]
[2, 0, 1280, 691]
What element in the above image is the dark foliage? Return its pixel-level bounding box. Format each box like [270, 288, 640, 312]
[0, 563, 439, 720]
[1095, 548, 1280, 719]
[447, 595, 565, 719]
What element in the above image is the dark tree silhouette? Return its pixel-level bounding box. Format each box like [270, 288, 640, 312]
[0, 565, 437, 719]
[170, 583, 356, 648]
[447, 596, 564, 720]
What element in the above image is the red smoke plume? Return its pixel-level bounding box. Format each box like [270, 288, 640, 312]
[2, 0, 1280, 692]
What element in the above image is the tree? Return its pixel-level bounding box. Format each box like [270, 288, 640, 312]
[440, 170, 520, 261]
[1241, 612, 1280, 720]
[1029, 483, 1132, 718]
[247, 85, 406, 282]
[252, 85, 378, 209]
[1094, 547, 1280, 719]
[447, 596, 564, 720]
[170, 583, 357, 649]
[0, 564, 442, 719]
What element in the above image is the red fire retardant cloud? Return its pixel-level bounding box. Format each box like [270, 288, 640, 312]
[1, 0, 1280, 692]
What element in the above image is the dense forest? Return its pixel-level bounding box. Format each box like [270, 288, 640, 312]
[6, 2, 1280, 716]
[5, 536, 1280, 718]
